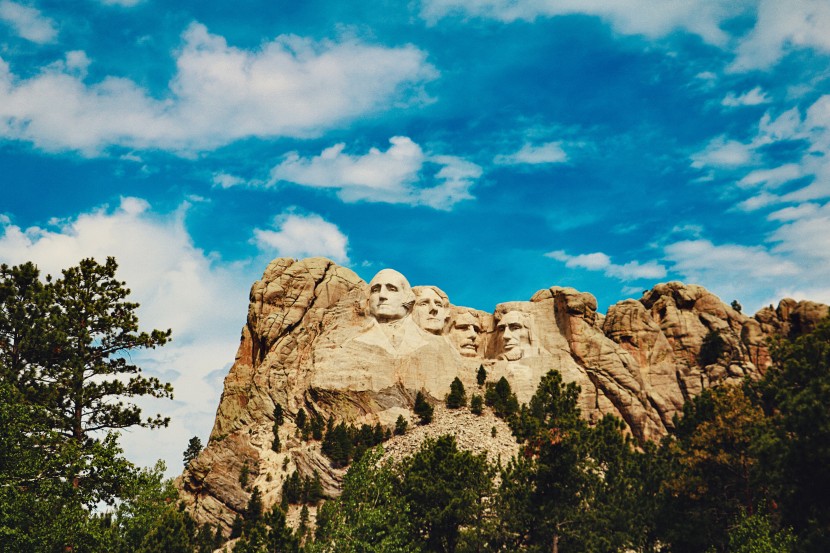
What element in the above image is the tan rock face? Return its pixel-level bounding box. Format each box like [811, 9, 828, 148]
[178, 258, 826, 533]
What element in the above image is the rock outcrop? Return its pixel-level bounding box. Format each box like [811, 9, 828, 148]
[177, 257, 827, 533]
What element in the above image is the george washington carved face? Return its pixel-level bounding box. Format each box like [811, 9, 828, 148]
[412, 286, 450, 334]
[368, 269, 415, 323]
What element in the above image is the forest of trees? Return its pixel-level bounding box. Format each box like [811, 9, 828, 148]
[2, 258, 829, 552]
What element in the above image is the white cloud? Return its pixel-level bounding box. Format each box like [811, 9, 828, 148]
[546, 249, 667, 281]
[420, 0, 742, 46]
[422, 1, 830, 72]
[270, 136, 481, 209]
[662, 203, 830, 312]
[721, 86, 770, 107]
[0, 22, 436, 155]
[0, 198, 252, 474]
[0, 0, 57, 43]
[252, 211, 349, 264]
[730, 0, 830, 71]
[737, 164, 802, 189]
[494, 141, 568, 165]
[212, 172, 246, 189]
[690, 137, 755, 169]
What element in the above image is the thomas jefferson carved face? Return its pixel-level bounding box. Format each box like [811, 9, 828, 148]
[449, 312, 481, 357]
[368, 269, 414, 323]
[412, 286, 449, 334]
[497, 311, 532, 361]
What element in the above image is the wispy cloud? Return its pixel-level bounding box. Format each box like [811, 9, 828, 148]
[546, 250, 667, 281]
[421, 0, 830, 72]
[270, 136, 481, 209]
[721, 86, 770, 107]
[0, 22, 436, 155]
[494, 141, 568, 165]
[0, 0, 57, 43]
[252, 211, 349, 264]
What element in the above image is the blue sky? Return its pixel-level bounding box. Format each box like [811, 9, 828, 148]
[2, 0, 830, 473]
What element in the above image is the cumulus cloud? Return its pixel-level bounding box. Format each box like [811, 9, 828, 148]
[730, 0, 830, 72]
[721, 86, 771, 107]
[0, 197, 252, 473]
[270, 136, 481, 209]
[546, 249, 667, 281]
[0, 0, 57, 43]
[252, 212, 349, 264]
[494, 141, 568, 165]
[0, 22, 436, 155]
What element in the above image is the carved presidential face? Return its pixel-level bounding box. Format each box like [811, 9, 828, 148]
[497, 311, 531, 361]
[412, 287, 449, 334]
[368, 269, 414, 322]
[449, 312, 481, 357]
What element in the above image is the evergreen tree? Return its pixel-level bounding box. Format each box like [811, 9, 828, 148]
[183, 436, 203, 467]
[470, 394, 483, 415]
[485, 377, 519, 419]
[414, 391, 434, 424]
[394, 414, 408, 435]
[756, 316, 830, 550]
[274, 403, 284, 426]
[401, 435, 493, 553]
[312, 447, 417, 553]
[476, 365, 487, 387]
[446, 377, 467, 409]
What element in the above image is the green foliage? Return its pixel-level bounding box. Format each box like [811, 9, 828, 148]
[699, 329, 728, 366]
[282, 469, 324, 505]
[400, 435, 493, 553]
[470, 394, 483, 415]
[721, 511, 796, 553]
[234, 505, 300, 553]
[446, 377, 467, 409]
[476, 365, 487, 387]
[756, 316, 830, 550]
[296, 408, 307, 431]
[731, 300, 743, 313]
[659, 385, 773, 552]
[239, 463, 251, 488]
[313, 447, 418, 553]
[414, 391, 434, 424]
[274, 403, 284, 426]
[183, 436, 203, 467]
[395, 414, 409, 435]
[0, 258, 172, 507]
[484, 376, 519, 420]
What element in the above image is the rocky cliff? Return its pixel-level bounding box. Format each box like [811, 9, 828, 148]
[177, 257, 828, 533]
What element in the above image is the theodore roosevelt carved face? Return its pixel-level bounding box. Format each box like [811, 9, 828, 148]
[412, 286, 450, 335]
[496, 310, 533, 361]
[368, 269, 415, 323]
[449, 311, 481, 357]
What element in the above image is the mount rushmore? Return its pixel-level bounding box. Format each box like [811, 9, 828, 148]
[178, 256, 828, 532]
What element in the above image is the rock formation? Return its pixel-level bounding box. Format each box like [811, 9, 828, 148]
[177, 257, 828, 533]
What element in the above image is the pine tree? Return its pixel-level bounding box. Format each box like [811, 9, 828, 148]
[446, 377, 467, 409]
[414, 391, 434, 424]
[476, 365, 487, 387]
[183, 436, 202, 467]
[0, 258, 173, 505]
[470, 394, 483, 415]
[395, 414, 409, 435]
